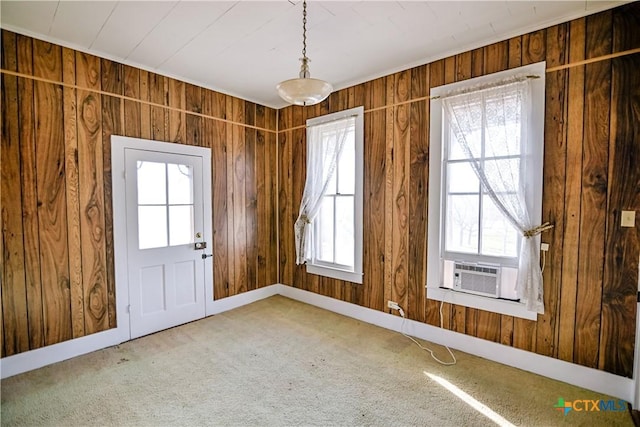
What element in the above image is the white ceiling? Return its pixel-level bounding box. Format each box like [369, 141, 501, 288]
[0, 0, 627, 109]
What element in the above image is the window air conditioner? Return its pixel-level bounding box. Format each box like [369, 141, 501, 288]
[453, 262, 501, 298]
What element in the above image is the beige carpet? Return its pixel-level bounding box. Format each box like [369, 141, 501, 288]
[1, 295, 633, 426]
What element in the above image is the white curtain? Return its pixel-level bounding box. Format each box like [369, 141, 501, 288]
[295, 118, 353, 265]
[442, 78, 550, 314]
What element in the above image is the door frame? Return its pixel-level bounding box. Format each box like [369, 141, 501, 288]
[111, 135, 214, 342]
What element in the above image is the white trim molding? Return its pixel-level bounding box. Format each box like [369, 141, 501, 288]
[277, 285, 635, 404]
[634, 257, 640, 409]
[1, 283, 635, 406]
[0, 327, 128, 379]
[1, 285, 280, 379]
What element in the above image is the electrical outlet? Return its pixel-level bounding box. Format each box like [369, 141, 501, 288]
[540, 243, 549, 251]
[387, 300, 400, 310]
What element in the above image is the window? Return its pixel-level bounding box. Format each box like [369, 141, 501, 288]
[136, 161, 195, 250]
[427, 62, 546, 320]
[296, 106, 364, 284]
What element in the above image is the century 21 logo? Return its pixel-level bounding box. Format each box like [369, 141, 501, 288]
[554, 398, 627, 415]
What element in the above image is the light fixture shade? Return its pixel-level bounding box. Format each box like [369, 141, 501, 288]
[276, 77, 333, 106]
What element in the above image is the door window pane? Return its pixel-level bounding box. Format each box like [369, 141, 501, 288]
[169, 205, 194, 246]
[138, 206, 168, 249]
[137, 161, 166, 204]
[168, 163, 193, 205]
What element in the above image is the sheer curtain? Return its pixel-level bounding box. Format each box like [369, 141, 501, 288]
[295, 119, 353, 265]
[442, 78, 550, 313]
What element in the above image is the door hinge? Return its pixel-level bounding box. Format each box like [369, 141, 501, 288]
[127, 304, 131, 313]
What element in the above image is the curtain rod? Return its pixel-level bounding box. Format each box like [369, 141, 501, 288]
[430, 74, 540, 100]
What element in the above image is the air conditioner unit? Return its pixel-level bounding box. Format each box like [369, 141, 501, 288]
[453, 262, 501, 298]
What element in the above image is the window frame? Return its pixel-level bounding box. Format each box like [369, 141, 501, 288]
[305, 106, 364, 284]
[426, 62, 546, 321]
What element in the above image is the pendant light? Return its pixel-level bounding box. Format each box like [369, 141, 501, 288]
[276, 0, 333, 106]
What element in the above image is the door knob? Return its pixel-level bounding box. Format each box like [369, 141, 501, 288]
[201, 253, 213, 260]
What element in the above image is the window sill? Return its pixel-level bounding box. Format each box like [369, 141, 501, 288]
[307, 264, 363, 284]
[426, 287, 537, 321]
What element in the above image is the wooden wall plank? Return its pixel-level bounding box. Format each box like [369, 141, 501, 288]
[407, 64, 428, 324]
[363, 79, 386, 312]
[100, 59, 122, 330]
[522, 30, 546, 65]
[33, 39, 73, 346]
[168, 79, 185, 143]
[573, 11, 612, 369]
[556, 19, 585, 364]
[203, 91, 230, 300]
[232, 99, 247, 295]
[224, 97, 237, 295]
[1, 31, 30, 355]
[139, 70, 151, 140]
[185, 83, 202, 147]
[123, 66, 141, 138]
[61, 47, 84, 339]
[76, 52, 109, 335]
[278, 107, 294, 286]
[149, 73, 167, 141]
[255, 106, 268, 289]
[17, 35, 45, 349]
[266, 109, 278, 285]
[383, 75, 395, 314]
[244, 102, 257, 291]
[535, 24, 569, 357]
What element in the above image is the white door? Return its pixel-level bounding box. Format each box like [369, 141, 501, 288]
[125, 148, 207, 339]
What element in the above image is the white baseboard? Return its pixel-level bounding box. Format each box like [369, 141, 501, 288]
[276, 284, 636, 404]
[205, 285, 280, 316]
[635, 301, 640, 408]
[2, 282, 635, 406]
[1, 285, 280, 380]
[0, 326, 128, 379]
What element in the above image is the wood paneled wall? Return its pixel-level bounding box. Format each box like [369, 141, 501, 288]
[0, 30, 278, 357]
[1, 4, 638, 379]
[278, 3, 640, 378]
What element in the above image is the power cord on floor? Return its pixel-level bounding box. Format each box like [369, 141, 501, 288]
[397, 302, 457, 366]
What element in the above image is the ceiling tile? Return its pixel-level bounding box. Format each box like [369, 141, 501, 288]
[49, 1, 118, 48]
[126, 1, 236, 68]
[0, 1, 58, 36]
[0, 0, 629, 108]
[91, 1, 179, 59]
